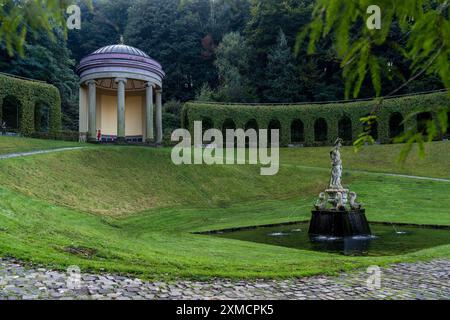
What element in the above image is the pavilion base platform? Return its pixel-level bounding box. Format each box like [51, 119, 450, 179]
[84, 134, 161, 146]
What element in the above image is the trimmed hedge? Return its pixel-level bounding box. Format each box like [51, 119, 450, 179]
[0, 73, 61, 136]
[30, 130, 79, 142]
[182, 92, 450, 146]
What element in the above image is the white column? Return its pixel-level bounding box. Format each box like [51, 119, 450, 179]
[78, 86, 88, 142]
[115, 78, 127, 142]
[155, 88, 163, 144]
[145, 83, 154, 142]
[86, 80, 97, 141]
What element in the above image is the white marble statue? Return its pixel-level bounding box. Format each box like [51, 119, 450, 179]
[314, 192, 327, 210]
[335, 192, 346, 211]
[349, 192, 362, 210]
[329, 138, 343, 189]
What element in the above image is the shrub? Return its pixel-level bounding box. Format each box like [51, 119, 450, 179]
[163, 99, 183, 116]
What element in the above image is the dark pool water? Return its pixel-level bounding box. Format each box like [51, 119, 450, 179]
[213, 222, 450, 256]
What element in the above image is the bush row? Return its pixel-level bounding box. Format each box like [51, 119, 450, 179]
[0, 74, 61, 136]
[182, 92, 450, 146]
[30, 130, 79, 142]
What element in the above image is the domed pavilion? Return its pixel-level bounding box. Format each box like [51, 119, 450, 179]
[76, 44, 165, 143]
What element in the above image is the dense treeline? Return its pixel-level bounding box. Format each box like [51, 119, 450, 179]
[0, 0, 445, 130]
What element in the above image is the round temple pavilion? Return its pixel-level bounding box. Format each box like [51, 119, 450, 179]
[76, 44, 165, 143]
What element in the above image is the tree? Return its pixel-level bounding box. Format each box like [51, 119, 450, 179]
[214, 32, 256, 102]
[210, 0, 251, 39]
[244, 0, 314, 99]
[0, 0, 92, 57]
[298, 1, 450, 159]
[298, 0, 449, 99]
[0, 29, 79, 130]
[67, 0, 130, 62]
[195, 83, 215, 101]
[264, 30, 301, 102]
[125, 0, 216, 102]
[0, 0, 95, 130]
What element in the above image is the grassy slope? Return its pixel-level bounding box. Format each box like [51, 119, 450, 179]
[0, 146, 327, 215]
[0, 137, 449, 279]
[0, 136, 83, 155]
[280, 142, 450, 179]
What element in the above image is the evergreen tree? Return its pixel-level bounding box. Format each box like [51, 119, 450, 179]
[214, 32, 256, 102]
[244, 0, 314, 100]
[195, 83, 215, 101]
[264, 30, 301, 103]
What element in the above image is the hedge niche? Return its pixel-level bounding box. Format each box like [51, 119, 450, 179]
[0, 73, 61, 136]
[182, 91, 450, 146]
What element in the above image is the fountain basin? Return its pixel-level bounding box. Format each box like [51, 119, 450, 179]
[209, 222, 450, 256]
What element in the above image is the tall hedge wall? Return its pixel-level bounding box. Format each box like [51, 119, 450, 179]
[182, 92, 450, 146]
[0, 74, 61, 136]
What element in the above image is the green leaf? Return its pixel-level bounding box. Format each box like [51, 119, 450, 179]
[369, 55, 381, 97]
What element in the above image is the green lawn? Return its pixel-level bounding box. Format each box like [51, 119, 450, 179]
[0, 136, 449, 279]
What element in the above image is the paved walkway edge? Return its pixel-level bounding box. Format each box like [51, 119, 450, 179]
[0, 147, 85, 160]
[1, 258, 449, 300]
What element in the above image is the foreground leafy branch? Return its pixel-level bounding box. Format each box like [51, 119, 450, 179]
[0, 0, 92, 57]
[297, 0, 450, 162]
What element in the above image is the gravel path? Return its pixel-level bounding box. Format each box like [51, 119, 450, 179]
[0, 147, 85, 160]
[289, 164, 450, 183]
[0, 258, 448, 300]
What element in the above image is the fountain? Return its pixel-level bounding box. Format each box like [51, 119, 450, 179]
[308, 138, 372, 237]
[210, 142, 449, 254]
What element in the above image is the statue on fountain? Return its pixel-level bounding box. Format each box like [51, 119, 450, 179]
[329, 138, 343, 189]
[312, 138, 362, 211]
[309, 137, 371, 237]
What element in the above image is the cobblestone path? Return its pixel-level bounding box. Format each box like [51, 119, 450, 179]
[0, 258, 449, 300]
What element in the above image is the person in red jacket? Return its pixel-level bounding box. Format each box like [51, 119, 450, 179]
[97, 129, 101, 142]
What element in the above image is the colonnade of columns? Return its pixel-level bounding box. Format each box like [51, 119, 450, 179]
[86, 78, 162, 144]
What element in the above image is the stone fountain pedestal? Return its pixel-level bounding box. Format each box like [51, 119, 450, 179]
[309, 208, 371, 237]
[309, 188, 371, 237]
